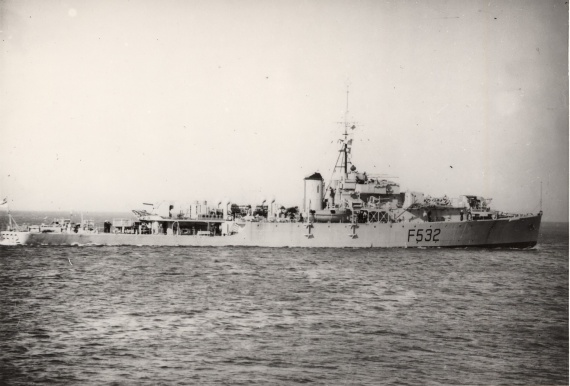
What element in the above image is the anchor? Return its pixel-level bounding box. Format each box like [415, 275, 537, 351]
[348, 223, 359, 239]
[304, 222, 314, 239]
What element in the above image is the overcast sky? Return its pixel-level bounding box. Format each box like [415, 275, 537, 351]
[1, 0, 568, 221]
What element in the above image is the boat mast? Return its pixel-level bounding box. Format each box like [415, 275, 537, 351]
[326, 87, 354, 192]
[6, 202, 18, 231]
[7, 200, 12, 230]
[343, 87, 349, 176]
[540, 181, 542, 212]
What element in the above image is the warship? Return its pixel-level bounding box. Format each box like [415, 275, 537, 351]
[0, 101, 542, 248]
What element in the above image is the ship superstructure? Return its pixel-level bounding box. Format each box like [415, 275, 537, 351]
[304, 94, 502, 227]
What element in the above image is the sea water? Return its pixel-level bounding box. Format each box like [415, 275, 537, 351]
[0, 212, 567, 385]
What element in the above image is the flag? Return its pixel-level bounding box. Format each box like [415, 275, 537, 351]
[0, 198, 7, 207]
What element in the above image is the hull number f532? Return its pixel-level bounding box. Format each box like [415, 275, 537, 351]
[408, 228, 441, 243]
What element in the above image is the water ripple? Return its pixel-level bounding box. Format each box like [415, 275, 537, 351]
[0, 223, 567, 385]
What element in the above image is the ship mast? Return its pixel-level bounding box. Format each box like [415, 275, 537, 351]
[325, 87, 356, 192]
[343, 87, 349, 176]
[337, 87, 355, 180]
[540, 181, 542, 212]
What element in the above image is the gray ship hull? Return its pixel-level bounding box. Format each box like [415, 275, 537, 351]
[1, 214, 541, 248]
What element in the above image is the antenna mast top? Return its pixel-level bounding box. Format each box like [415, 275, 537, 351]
[344, 86, 350, 136]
